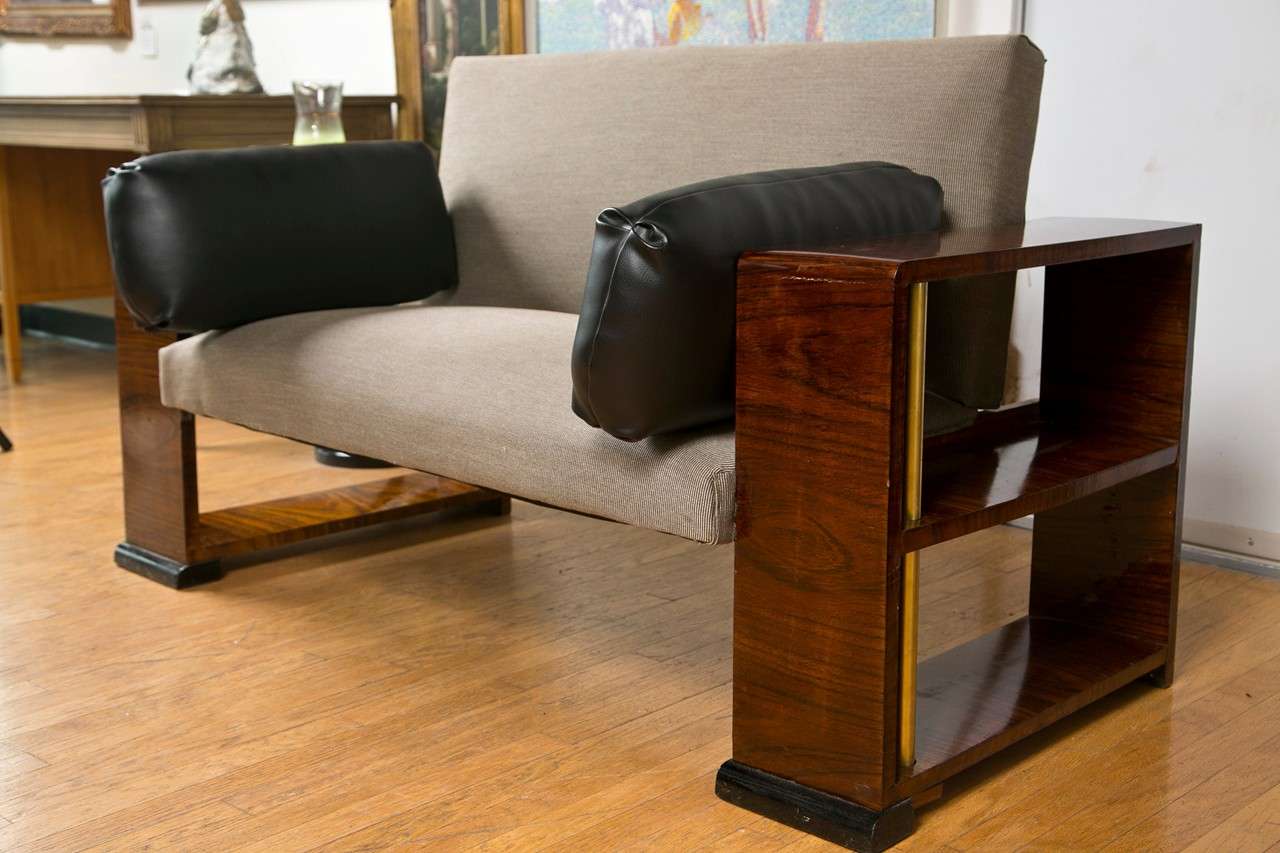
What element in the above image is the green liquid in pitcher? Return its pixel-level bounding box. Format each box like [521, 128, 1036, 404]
[293, 114, 346, 146]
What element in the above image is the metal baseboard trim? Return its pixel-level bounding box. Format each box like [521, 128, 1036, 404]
[1181, 543, 1280, 580]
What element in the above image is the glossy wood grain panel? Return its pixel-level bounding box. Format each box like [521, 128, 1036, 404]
[906, 426, 1177, 551]
[733, 257, 906, 811]
[194, 474, 497, 561]
[1031, 466, 1182, 667]
[743, 218, 1201, 285]
[1040, 244, 1197, 443]
[1032, 238, 1198, 683]
[900, 616, 1166, 794]
[114, 297, 198, 562]
[730, 219, 1200, 836]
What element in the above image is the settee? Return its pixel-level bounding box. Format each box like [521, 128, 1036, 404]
[103, 35, 1201, 851]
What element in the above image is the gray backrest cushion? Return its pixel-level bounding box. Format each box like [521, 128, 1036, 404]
[438, 35, 1044, 408]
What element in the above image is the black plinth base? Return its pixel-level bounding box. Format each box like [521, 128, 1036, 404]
[115, 542, 223, 590]
[715, 760, 915, 852]
[312, 446, 397, 469]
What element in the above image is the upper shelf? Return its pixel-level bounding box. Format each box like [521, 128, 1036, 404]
[741, 217, 1201, 283]
[904, 408, 1178, 551]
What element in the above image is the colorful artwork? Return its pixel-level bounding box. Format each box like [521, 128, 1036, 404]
[537, 0, 933, 53]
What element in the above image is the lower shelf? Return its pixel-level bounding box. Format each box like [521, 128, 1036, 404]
[903, 616, 1165, 791]
[193, 473, 498, 562]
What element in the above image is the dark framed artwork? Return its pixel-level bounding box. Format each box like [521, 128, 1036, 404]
[393, 0, 525, 149]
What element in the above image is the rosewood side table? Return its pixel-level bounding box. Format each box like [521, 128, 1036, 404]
[721, 217, 1199, 850]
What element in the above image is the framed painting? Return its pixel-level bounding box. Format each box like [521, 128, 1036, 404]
[532, 0, 934, 52]
[0, 0, 131, 37]
[391, 0, 934, 144]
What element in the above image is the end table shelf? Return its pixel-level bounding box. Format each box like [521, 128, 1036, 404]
[907, 407, 1179, 550]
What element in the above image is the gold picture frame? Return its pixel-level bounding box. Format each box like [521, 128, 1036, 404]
[0, 0, 132, 37]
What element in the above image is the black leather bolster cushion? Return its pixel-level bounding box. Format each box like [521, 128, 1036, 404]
[571, 162, 943, 441]
[103, 141, 455, 333]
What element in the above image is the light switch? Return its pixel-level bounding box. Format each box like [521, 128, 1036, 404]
[140, 20, 159, 58]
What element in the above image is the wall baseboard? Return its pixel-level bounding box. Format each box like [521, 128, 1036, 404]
[1181, 543, 1280, 580]
[1182, 518, 1280, 565]
[19, 304, 115, 349]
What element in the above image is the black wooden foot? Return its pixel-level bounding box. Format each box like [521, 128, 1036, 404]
[715, 761, 915, 852]
[481, 496, 512, 516]
[114, 542, 223, 589]
[1146, 662, 1175, 689]
[312, 446, 396, 469]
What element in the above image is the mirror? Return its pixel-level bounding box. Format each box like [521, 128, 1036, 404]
[0, 0, 131, 37]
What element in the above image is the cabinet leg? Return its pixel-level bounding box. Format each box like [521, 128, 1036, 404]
[1, 274, 20, 386]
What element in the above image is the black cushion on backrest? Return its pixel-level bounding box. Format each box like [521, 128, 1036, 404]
[571, 162, 943, 441]
[103, 141, 455, 333]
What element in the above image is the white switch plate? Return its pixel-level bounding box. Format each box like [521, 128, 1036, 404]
[140, 20, 159, 58]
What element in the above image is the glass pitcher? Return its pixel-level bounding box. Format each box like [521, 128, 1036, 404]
[292, 81, 346, 145]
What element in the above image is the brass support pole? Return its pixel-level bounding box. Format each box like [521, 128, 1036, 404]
[899, 281, 928, 769]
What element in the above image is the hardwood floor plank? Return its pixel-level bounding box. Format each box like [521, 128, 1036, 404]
[947, 656, 1280, 850]
[1099, 731, 1280, 851]
[1181, 780, 1280, 853]
[2, 337, 1277, 851]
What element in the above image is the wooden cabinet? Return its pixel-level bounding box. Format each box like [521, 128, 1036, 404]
[0, 95, 396, 384]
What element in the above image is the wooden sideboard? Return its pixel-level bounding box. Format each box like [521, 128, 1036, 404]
[0, 95, 397, 384]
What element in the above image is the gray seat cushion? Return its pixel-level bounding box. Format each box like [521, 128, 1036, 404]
[159, 305, 737, 544]
[161, 304, 975, 544]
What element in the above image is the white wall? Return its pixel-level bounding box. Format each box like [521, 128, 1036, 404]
[0, 0, 396, 96]
[1024, 0, 1280, 560]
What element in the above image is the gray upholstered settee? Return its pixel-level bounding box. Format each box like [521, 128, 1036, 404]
[107, 35, 1107, 852]
[157, 35, 1044, 546]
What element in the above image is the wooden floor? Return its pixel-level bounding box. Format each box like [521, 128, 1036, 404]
[1, 337, 1279, 852]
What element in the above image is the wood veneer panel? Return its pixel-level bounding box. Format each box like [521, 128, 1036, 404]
[732, 256, 906, 811]
[0, 96, 397, 152]
[0, 99, 141, 150]
[1032, 239, 1198, 682]
[193, 473, 497, 561]
[744, 218, 1201, 285]
[901, 616, 1165, 793]
[1040, 244, 1197, 443]
[2, 146, 125, 302]
[114, 297, 198, 562]
[1031, 467, 1181, 661]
